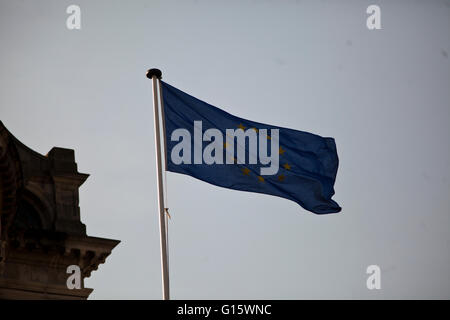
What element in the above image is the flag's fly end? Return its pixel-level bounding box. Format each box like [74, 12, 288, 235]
[147, 68, 162, 79]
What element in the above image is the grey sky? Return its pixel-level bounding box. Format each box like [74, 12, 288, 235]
[1, 0, 449, 299]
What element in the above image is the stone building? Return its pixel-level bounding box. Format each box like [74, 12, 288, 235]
[0, 121, 119, 299]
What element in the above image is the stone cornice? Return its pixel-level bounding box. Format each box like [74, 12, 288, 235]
[0, 121, 120, 299]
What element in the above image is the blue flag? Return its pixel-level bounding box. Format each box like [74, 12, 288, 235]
[161, 81, 341, 214]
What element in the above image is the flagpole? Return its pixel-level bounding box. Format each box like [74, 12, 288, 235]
[146, 68, 170, 300]
[158, 78, 170, 280]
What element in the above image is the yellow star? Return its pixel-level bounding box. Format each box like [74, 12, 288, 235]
[267, 135, 271, 140]
[279, 146, 286, 155]
[224, 142, 229, 149]
[242, 167, 250, 176]
[283, 163, 291, 170]
[251, 128, 259, 132]
[257, 176, 265, 182]
[238, 123, 246, 130]
[278, 174, 285, 181]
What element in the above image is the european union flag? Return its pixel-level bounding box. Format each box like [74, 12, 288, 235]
[161, 81, 341, 214]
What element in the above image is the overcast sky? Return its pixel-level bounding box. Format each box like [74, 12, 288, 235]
[1, 0, 449, 299]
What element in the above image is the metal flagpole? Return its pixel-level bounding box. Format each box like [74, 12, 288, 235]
[146, 68, 170, 300]
[158, 77, 171, 280]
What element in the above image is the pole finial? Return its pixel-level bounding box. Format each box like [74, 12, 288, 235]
[146, 68, 162, 79]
